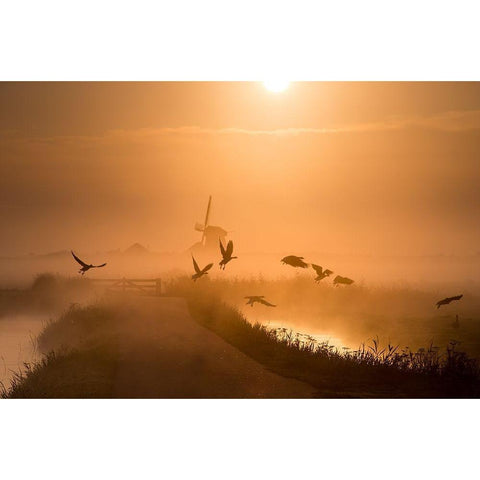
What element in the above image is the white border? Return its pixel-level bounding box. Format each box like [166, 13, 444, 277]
[1, 2, 479, 478]
[1, 1, 480, 80]
[1, 400, 478, 479]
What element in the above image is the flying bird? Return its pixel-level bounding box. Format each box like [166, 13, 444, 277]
[219, 240, 237, 270]
[311, 264, 334, 282]
[436, 294, 463, 309]
[281, 255, 309, 268]
[244, 296, 276, 307]
[71, 251, 107, 275]
[191, 256, 213, 281]
[333, 275, 354, 286]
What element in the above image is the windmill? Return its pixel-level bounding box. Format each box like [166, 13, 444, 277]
[195, 195, 212, 246]
[191, 196, 228, 254]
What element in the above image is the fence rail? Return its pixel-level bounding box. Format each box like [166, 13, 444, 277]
[90, 278, 162, 296]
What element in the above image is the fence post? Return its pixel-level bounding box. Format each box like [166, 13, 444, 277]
[155, 278, 162, 296]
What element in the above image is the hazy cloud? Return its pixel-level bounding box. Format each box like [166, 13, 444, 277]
[2, 109, 480, 146]
[72, 109, 480, 137]
[1, 107, 479, 257]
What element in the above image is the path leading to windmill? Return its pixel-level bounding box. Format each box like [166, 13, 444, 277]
[112, 297, 316, 398]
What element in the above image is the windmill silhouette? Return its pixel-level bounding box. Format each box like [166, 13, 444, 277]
[190, 196, 228, 255]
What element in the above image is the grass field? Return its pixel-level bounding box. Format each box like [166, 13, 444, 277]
[2, 286, 479, 398]
[166, 275, 480, 358]
[186, 293, 480, 398]
[1, 303, 120, 398]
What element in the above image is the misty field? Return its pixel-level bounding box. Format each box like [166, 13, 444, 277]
[0, 273, 97, 317]
[1, 274, 479, 398]
[187, 295, 479, 397]
[166, 275, 480, 358]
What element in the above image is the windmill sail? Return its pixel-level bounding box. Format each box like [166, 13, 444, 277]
[201, 195, 212, 245]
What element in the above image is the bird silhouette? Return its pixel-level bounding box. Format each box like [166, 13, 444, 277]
[436, 294, 463, 309]
[71, 251, 107, 275]
[244, 296, 276, 307]
[191, 256, 213, 281]
[219, 240, 237, 270]
[311, 264, 334, 282]
[333, 275, 354, 286]
[281, 255, 309, 268]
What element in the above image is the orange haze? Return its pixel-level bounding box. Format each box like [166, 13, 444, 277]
[1, 82, 479, 263]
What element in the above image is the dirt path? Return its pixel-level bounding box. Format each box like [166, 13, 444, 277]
[112, 297, 316, 398]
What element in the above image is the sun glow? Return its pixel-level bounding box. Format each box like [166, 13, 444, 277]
[263, 80, 290, 93]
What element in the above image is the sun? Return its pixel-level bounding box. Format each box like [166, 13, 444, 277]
[263, 80, 290, 93]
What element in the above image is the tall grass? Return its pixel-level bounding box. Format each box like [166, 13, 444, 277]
[1, 302, 120, 398]
[36, 302, 118, 353]
[164, 274, 473, 330]
[187, 293, 480, 397]
[3, 278, 479, 398]
[1, 347, 118, 398]
[165, 275, 480, 358]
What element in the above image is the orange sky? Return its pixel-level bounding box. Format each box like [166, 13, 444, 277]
[1, 82, 479, 256]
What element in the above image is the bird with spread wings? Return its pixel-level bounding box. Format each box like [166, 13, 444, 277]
[281, 255, 309, 268]
[436, 294, 463, 309]
[244, 295, 276, 307]
[219, 240, 237, 270]
[311, 264, 334, 282]
[333, 275, 354, 286]
[191, 256, 213, 281]
[71, 251, 107, 275]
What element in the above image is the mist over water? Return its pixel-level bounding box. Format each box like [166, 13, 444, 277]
[1, 249, 480, 287]
[1, 248, 479, 375]
[0, 314, 45, 388]
[240, 293, 480, 358]
[165, 254, 480, 358]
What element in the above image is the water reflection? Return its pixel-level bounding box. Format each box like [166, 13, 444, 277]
[260, 319, 346, 351]
[243, 308, 480, 358]
[0, 314, 46, 389]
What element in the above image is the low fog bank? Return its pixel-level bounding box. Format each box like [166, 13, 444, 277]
[1, 248, 479, 359]
[0, 274, 98, 320]
[1, 249, 479, 291]
[0, 313, 45, 387]
[168, 275, 480, 359]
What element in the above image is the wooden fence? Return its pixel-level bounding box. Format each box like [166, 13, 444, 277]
[90, 278, 162, 296]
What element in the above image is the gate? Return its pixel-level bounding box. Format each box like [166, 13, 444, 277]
[90, 278, 162, 296]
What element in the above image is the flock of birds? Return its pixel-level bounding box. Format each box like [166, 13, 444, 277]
[278, 255, 463, 310]
[280, 255, 354, 286]
[71, 244, 464, 312]
[190, 240, 237, 281]
[190, 246, 463, 311]
[189, 244, 358, 308]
